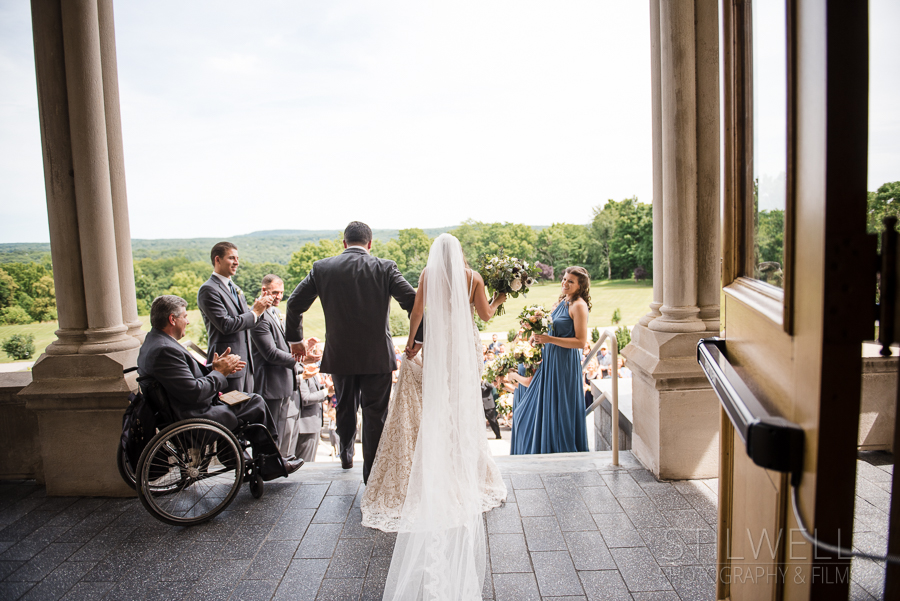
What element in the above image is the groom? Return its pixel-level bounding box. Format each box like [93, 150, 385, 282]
[285, 221, 422, 483]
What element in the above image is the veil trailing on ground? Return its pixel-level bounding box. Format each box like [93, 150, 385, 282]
[382, 234, 489, 600]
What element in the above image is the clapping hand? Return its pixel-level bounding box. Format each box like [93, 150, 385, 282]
[251, 288, 273, 316]
[211, 347, 245, 376]
[290, 340, 308, 361]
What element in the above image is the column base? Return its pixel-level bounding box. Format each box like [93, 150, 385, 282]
[20, 349, 139, 496]
[621, 324, 720, 479]
[124, 318, 146, 344]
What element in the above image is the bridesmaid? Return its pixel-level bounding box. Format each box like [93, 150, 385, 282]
[511, 266, 591, 454]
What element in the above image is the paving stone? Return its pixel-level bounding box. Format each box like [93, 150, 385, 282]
[510, 474, 545, 490]
[143, 580, 195, 601]
[578, 486, 621, 513]
[296, 523, 343, 559]
[1, 559, 25, 580]
[316, 577, 363, 600]
[0, 527, 70, 561]
[611, 546, 672, 592]
[5, 543, 81, 582]
[13, 560, 93, 601]
[662, 565, 717, 600]
[578, 569, 633, 601]
[493, 572, 541, 601]
[522, 517, 567, 552]
[217, 522, 273, 560]
[602, 472, 646, 498]
[850, 557, 885, 599]
[592, 513, 644, 548]
[617, 497, 668, 529]
[487, 501, 523, 534]
[327, 480, 362, 497]
[501, 478, 517, 503]
[567, 471, 604, 487]
[340, 508, 376, 539]
[516, 489, 555, 517]
[325, 537, 374, 579]
[370, 530, 397, 557]
[245, 540, 299, 580]
[850, 581, 879, 600]
[290, 484, 330, 509]
[564, 531, 616, 571]
[0, 581, 35, 601]
[0, 512, 58, 544]
[531, 551, 583, 597]
[273, 558, 329, 601]
[58, 581, 114, 600]
[663, 509, 717, 545]
[645, 487, 693, 511]
[159, 540, 229, 581]
[631, 592, 682, 600]
[312, 495, 354, 524]
[231, 578, 279, 600]
[639, 527, 701, 567]
[489, 533, 532, 573]
[184, 559, 251, 601]
[269, 508, 316, 541]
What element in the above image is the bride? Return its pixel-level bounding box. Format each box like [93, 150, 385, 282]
[361, 233, 507, 600]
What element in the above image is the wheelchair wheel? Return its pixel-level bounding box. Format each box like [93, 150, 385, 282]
[249, 472, 264, 499]
[116, 445, 137, 490]
[136, 419, 244, 527]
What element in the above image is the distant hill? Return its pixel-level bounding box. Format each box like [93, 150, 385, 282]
[0, 226, 547, 265]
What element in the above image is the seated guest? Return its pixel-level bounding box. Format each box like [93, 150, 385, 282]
[597, 345, 613, 378]
[138, 295, 303, 478]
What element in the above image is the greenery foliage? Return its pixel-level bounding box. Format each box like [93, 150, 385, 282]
[2, 333, 35, 360]
[507, 329, 517, 342]
[611, 308, 621, 325]
[615, 325, 631, 352]
[389, 310, 410, 337]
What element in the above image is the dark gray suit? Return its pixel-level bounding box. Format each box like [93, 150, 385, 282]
[197, 275, 256, 393]
[295, 375, 326, 462]
[250, 307, 297, 437]
[285, 246, 419, 482]
[137, 328, 282, 474]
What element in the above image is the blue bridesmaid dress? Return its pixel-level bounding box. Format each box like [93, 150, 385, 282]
[511, 302, 589, 454]
[508, 363, 527, 451]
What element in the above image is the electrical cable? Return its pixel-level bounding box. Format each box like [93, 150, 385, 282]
[790, 484, 900, 564]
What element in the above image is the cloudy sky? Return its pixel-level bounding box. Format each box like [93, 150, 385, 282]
[1, 1, 896, 243]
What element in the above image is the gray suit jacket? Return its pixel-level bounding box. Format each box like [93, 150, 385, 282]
[197, 275, 256, 379]
[137, 328, 240, 430]
[297, 376, 326, 434]
[251, 308, 297, 400]
[285, 247, 419, 374]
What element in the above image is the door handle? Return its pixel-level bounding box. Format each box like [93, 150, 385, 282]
[697, 338, 804, 486]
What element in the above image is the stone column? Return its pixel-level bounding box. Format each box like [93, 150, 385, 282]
[21, 0, 139, 496]
[98, 0, 144, 344]
[639, 0, 664, 327]
[622, 0, 721, 479]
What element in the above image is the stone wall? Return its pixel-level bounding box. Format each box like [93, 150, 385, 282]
[0, 372, 42, 480]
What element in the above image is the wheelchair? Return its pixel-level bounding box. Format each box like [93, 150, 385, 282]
[117, 368, 282, 527]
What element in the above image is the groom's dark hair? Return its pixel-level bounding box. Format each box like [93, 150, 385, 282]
[344, 221, 373, 245]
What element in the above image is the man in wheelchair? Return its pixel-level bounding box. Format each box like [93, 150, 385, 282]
[138, 295, 304, 480]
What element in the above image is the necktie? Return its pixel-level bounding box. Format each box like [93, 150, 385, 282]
[229, 281, 241, 306]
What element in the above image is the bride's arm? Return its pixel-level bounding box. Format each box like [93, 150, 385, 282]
[405, 270, 426, 357]
[471, 271, 506, 322]
[532, 300, 589, 349]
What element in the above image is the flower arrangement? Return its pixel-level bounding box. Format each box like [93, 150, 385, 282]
[477, 251, 538, 316]
[517, 305, 552, 339]
[495, 393, 513, 419]
[512, 340, 543, 377]
[483, 352, 516, 385]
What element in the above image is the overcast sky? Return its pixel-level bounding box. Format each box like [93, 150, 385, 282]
[1, 1, 896, 243]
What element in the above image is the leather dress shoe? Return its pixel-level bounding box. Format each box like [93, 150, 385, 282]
[341, 457, 353, 470]
[284, 457, 304, 475]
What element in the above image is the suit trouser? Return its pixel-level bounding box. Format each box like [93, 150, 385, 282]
[264, 395, 291, 442]
[212, 394, 285, 479]
[332, 373, 392, 484]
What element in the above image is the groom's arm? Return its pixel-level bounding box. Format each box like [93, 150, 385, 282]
[285, 268, 319, 347]
[388, 262, 424, 342]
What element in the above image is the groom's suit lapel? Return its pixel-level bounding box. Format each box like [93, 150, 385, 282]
[213, 276, 244, 313]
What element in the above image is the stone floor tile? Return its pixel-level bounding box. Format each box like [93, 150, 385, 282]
[611, 547, 672, 592]
[340, 508, 376, 539]
[601, 473, 646, 498]
[578, 569, 632, 601]
[296, 523, 343, 559]
[5, 543, 81, 582]
[290, 484, 330, 509]
[312, 495, 354, 524]
[0, 512, 58, 544]
[268, 508, 316, 541]
[327, 480, 362, 497]
[273, 558, 329, 601]
[579, 487, 621, 514]
[158, 540, 229, 582]
[511, 474, 545, 490]
[1, 559, 25, 580]
[516, 489, 555, 517]
[483, 570, 495, 600]
[231, 578, 279, 601]
[0, 527, 69, 561]
[65, 527, 135, 563]
[218, 522, 273, 560]
[663, 509, 716, 545]
[184, 559, 251, 601]
[13, 560, 93, 601]
[645, 488, 693, 511]
[493, 572, 541, 601]
[531, 551, 583, 597]
[502, 478, 517, 503]
[487, 502, 523, 535]
[564, 531, 616, 571]
[850, 581, 879, 601]
[325, 538, 374, 579]
[245, 540, 300, 580]
[57, 580, 113, 600]
[631, 592, 681, 600]
[639, 528, 700, 567]
[850, 557, 885, 599]
[370, 530, 397, 557]
[567, 471, 604, 487]
[143, 580, 195, 601]
[0, 581, 35, 601]
[617, 497, 668, 529]
[316, 577, 363, 600]
[489, 533, 532, 573]
[522, 517, 567, 552]
[593, 514, 644, 549]
[662, 565, 717, 600]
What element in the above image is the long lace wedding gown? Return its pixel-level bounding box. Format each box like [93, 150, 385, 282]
[361, 272, 507, 532]
[361, 233, 507, 600]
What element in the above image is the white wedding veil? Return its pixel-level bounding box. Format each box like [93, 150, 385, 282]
[382, 233, 489, 600]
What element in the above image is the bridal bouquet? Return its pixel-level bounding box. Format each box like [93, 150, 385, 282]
[517, 305, 552, 339]
[512, 340, 543, 377]
[495, 393, 513, 421]
[483, 352, 516, 384]
[478, 251, 538, 316]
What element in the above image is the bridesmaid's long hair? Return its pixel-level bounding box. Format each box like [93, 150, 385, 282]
[558, 266, 592, 311]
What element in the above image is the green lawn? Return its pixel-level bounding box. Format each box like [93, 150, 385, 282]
[0, 280, 652, 363]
